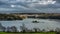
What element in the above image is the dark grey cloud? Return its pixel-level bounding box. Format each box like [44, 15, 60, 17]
[56, 0, 60, 3]
[0, 0, 60, 13]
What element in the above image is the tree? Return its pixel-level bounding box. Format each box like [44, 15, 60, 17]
[2, 26, 6, 32]
[33, 28, 37, 32]
[7, 26, 17, 32]
[42, 29, 46, 32]
[7, 26, 10, 32]
[33, 28, 40, 32]
[10, 26, 17, 32]
[55, 28, 60, 32]
[55, 28, 60, 34]
[0, 23, 6, 32]
[20, 23, 28, 33]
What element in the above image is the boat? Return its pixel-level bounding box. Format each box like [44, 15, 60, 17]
[32, 20, 39, 23]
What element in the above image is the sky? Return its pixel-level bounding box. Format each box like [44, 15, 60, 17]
[0, 0, 60, 13]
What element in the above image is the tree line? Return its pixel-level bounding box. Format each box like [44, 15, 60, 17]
[0, 23, 60, 34]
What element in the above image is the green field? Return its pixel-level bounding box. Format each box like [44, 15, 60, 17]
[0, 32, 56, 34]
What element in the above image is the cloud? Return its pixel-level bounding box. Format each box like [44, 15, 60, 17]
[0, 0, 60, 13]
[56, 0, 60, 3]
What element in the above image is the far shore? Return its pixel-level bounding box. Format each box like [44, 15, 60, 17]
[0, 13, 60, 20]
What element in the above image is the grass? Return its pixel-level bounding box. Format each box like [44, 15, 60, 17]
[0, 32, 56, 34]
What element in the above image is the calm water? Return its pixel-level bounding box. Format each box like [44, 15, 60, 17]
[0, 18, 60, 31]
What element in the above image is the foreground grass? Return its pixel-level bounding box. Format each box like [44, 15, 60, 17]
[0, 32, 56, 34]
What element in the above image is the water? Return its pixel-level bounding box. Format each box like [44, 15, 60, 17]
[0, 18, 60, 31]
